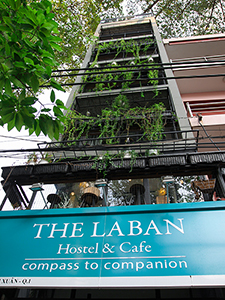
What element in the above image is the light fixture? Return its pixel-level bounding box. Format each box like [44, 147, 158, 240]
[158, 187, 166, 196]
[29, 183, 43, 191]
[95, 179, 108, 187]
[29, 183, 47, 209]
[162, 176, 174, 204]
[162, 176, 174, 184]
[95, 179, 108, 206]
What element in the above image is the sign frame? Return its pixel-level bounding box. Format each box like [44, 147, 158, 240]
[1, 201, 225, 288]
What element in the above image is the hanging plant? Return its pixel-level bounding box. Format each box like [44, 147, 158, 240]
[82, 37, 160, 95]
[64, 95, 166, 144]
[64, 37, 166, 175]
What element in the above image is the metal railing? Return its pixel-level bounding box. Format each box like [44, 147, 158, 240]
[100, 13, 153, 24]
[37, 130, 199, 160]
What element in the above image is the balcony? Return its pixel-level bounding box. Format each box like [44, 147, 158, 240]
[2, 151, 225, 211]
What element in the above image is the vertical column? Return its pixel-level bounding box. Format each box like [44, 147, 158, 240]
[151, 17, 193, 139]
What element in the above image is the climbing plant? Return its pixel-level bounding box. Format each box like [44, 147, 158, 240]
[64, 95, 166, 144]
[63, 95, 165, 177]
[63, 36, 165, 176]
[93, 37, 155, 62]
[82, 37, 160, 95]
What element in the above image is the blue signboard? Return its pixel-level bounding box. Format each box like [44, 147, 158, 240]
[1, 202, 225, 288]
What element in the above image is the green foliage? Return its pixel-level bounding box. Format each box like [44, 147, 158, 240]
[64, 33, 165, 176]
[49, 0, 225, 84]
[125, 0, 225, 38]
[0, 0, 67, 139]
[26, 151, 52, 164]
[64, 95, 166, 144]
[83, 37, 159, 95]
[174, 176, 203, 203]
[51, 0, 123, 85]
[92, 150, 139, 177]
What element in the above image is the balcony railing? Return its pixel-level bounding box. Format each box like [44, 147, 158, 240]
[37, 130, 199, 161]
[2, 150, 225, 211]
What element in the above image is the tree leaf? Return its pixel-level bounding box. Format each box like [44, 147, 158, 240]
[5, 43, 10, 56]
[39, 114, 49, 135]
[14, 61, 27, 69]
[2, 112, 15, 123]
[53, 105, 63, 117]
[50, 78, 65, 91]
[0, 25, 11, 32]
[15, 112, 24, 131]
[0, 78, 6, 90]
[29, 126, 35, 136]
[41, 108, 51, 112]
[1, 106, 15, 116]
[24, 57, 34, 65]
[50, 89, 55, 103]
[20, 111, 34, 128]
[56, 99, 65, 107]
[34, 119, 41, 136]
[21, 96, 37, 105]
[42, 57, 54, 65]
[7, 117, 16, 131]
[53, 119, 60, 140]
[51, 42, 62, 51]
[1, 63, 9, 73]
[29, 75, 39, 93]
[5, 80, 13, 96]
[47, 118, 55, 140]
[27, 108, 37, 115]
[2, 16, 13, 28]
[15, 0, 21, 10]
[11, 76, 25, 89]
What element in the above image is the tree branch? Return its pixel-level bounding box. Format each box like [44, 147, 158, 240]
[155, 0, 174, 17]
[143, 0, 162, 13]
[204, 0, 217, 32]
[176, 0, 193, 20]
[219, 0, 225, 20]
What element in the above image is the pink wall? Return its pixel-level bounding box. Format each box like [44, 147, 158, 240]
[182, 91, 225, 102]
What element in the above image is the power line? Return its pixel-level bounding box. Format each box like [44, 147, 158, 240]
[0, 135, 47, 143]
[51, 60, 225, 73]
[41, 72, 225, 88]
[51, 63, 225, 79]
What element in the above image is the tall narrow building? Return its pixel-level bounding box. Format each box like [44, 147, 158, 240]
[1, 15, 225, 300]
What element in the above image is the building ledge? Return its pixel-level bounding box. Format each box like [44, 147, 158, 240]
[2, 151, 225, 186]
[190, 115, 225, 127]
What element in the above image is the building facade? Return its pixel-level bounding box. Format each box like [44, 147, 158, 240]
[1, 15, 225, 300]
[164, 34, 225, 153]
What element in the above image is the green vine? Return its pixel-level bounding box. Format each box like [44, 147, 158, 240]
[64, 95, 165, 144]
[91, 150, 140, 178]
[94, 37, 155, 62]
[82, 37, 159, 95]
[63, 37, 165, 176]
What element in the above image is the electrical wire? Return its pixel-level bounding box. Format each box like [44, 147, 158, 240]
[51, 62, 225, 79]
[0, 134, 48, 143]
[0, 135, 225, 154]
[41, 72, 225, 88]
[197, 114, 221, 151]
[51, 60, 225, 73]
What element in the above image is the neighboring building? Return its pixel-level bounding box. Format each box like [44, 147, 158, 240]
[1, 15, 225, 300]
[164, 34, 225, 152]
